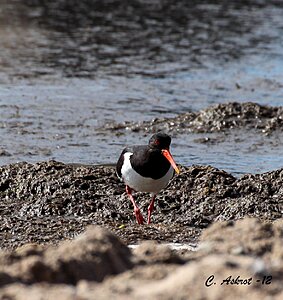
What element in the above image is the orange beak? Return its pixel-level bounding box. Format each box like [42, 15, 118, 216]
[161, 149, 180, 174]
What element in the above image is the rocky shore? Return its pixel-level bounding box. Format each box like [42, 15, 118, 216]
[0, 158, 282, 299]
[0, 160, 282, 247]
[103, 102, 283, 134]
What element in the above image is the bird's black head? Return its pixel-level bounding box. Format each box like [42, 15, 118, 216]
[148, 132, 171, 150]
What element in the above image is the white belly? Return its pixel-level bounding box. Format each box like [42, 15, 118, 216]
[121, 152, 174, 194]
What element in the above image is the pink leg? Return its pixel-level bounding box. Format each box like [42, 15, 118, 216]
[147, 194, 156, 224]
[126, 185, 145, 225]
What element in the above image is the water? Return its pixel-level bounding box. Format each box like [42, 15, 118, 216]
[0, 0, 282, 175]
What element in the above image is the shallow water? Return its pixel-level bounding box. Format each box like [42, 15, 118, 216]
[0, 0, 282, 175]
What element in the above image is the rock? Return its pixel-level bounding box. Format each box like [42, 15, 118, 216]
[43, 226, 133, 283]
[199, 218, 283, 257]
[0, 226, 132, 285]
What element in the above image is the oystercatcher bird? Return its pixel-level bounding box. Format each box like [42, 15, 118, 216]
[116, 132, 180, 225]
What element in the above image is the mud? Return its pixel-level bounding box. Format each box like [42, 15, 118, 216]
[0, 160, 282, 250]
[103, 102, 283, 134]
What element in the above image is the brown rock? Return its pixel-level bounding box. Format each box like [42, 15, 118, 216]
[0, 226, 132, 285]
[199, 218, 283, 257]
[44, 225, 133, 283]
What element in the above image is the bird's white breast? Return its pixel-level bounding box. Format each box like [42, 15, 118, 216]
[121, 152, 174, 194]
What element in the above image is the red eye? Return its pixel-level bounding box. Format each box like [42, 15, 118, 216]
[154, 140, 160, 145]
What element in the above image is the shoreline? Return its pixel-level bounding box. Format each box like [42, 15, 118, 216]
[0, 160, 281, 298]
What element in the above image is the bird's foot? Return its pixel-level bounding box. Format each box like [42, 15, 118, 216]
[134, 208, 145, 225]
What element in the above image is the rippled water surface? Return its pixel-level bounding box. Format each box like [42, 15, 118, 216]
[0, 0, 282, 175]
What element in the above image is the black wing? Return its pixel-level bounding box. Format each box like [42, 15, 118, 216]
[116, 147, 133, 179]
